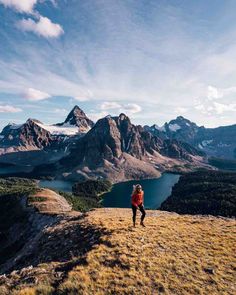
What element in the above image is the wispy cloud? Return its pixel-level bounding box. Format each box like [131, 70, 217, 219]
[0, 1, 236, 127]
[0, 105, 22, 113]
[24, 88, 51, 101]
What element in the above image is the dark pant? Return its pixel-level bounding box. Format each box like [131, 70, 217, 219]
[132, 204, 146, 224]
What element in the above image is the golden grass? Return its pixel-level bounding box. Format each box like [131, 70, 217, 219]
[58, 209, 236, 295]
[1, 208, 235, 295]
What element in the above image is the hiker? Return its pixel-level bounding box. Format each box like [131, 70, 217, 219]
[131, 184, 146, 227]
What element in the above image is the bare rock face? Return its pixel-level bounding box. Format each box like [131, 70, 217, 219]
[57, 113, 205, 182]
[57, 105, 94, 132]
[0, 119, 53, 149]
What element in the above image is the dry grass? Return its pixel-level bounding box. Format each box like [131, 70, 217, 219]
[28, 188, 72, 214]
[1, 208, 235, 295]
[59, 209, 236, 295]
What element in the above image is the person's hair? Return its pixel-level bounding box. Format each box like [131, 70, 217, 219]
[132, 184, 143, 195]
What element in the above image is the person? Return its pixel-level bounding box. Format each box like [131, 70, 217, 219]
[131, 184, 146, 227]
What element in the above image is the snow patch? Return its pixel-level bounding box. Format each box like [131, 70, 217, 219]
[153, 125, 166, 132]
[37, 122, 79, 135]
[169, 123, 181, 132]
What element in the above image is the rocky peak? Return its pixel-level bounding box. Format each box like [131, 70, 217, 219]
[65, 105, 87, 122]
[167, 116, 198, 130]
[0, 118, 52, 149]
[26, 118, 43, 126]
[58, 105, 94, 131]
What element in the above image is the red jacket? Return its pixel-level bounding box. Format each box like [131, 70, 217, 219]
[131, 191, 144, 207]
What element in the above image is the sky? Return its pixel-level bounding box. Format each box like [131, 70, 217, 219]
[0, 0, 236, 130]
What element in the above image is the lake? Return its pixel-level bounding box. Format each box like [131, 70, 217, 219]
[0, 165, 180, 209]
[0, 165, 33, 175]
[102, 173, 180, 209]
[39, 179, 74, 192]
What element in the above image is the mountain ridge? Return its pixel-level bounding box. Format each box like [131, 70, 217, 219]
[145, 116, 236, 159]
[0, 107, 214, 182]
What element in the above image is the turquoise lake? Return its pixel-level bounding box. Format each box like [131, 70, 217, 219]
[102, 173, 180, 209]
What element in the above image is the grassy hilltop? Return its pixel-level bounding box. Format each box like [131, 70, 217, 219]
[0, 208, 235, 295]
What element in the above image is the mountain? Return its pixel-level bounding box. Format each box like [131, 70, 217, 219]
[145, 116, 236, 159]
[39, 113, 209, 182]
[56, 105, 94, 132]
[0, 106, 94, 153]
[0, 118, 53, 152]
[0, 109, 212, 181]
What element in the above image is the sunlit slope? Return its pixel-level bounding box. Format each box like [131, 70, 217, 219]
[0, 208, 235, 295]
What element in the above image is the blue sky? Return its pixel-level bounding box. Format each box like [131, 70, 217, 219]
[0, 0, 236, 130]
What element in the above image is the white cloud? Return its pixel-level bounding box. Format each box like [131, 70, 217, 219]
[207, 86, 220, 100]
[24, 88, 51, 101]
[100, 102, 142, 115]
[207, 85, 236, 101]
[122, 103, 142, 114]
[213, 102, 236, 114]
[194, 100, 236, 115]
[0, 105, 22, 113]
[0, 0, 37, 13]
[100, 102, 122, 110]
[18, 16, 64, 38]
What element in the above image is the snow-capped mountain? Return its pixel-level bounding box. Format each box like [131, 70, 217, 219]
[145, 116, 236, 159]
[33, 113, 208, 182]
[0, 106, 94, 153]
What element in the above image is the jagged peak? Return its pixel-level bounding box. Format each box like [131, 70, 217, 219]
[26, 118, 43, 125]
[66, 105, 86, 118]
[118, 113, 129, 120]
[59, 105, 94, 129]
